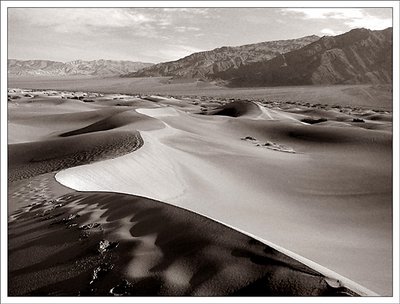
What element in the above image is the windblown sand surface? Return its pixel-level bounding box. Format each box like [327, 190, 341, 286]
[8, 88, 392, 296]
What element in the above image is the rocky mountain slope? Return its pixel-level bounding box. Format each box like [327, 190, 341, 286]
[215, 28, 393, 86]
[8, 59, 154, 77]
[126, 35, 320, 78]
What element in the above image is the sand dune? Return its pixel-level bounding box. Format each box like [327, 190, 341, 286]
[9, 176, 360, 296]
[8, 89, 392, 296]
[9, 130, 143, 182]
[55, 99, 392, 295]
[8, 93, 151, 181]
[204, 100, 264, 118]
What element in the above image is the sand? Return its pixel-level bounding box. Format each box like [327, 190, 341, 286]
[8, 88, 392, 296]
[9, 175, 363, 296]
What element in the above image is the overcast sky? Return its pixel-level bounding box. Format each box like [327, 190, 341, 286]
[8, 7, 392, 63]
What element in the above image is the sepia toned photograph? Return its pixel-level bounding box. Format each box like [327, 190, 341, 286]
[1, 1, 399, 302]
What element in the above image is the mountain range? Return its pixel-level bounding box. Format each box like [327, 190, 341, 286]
[8, 27, 392, 86]
[7, 59, 154, 77]
[126, 35, 320, 79]
[215, 27, 392, 86]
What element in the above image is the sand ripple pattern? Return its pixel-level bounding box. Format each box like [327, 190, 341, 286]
[8, 187, 358, 296]
[8, 131, 143, 182]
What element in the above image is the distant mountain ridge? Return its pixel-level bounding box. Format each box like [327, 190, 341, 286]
[215, 27, 393, 86]
[9, 27, 393, 86]
[8, 59, 154, 77]
[126, 35, 320, 78]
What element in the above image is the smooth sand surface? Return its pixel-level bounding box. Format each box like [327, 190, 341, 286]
[8, 88, 392, 296]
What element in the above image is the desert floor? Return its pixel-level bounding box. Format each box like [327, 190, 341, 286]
[7, 83, 392, 296]
[9, 76, 393, 110]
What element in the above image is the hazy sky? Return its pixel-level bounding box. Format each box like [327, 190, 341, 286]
[8, 7, 392, 63]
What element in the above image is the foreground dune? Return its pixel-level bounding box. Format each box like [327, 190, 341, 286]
[8, 89, 392, 296]
[9, 174, 363, 296]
